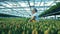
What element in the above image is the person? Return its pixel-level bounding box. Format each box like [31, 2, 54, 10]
[28, 8, 39, 22]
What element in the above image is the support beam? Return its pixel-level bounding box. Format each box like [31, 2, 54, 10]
[54, 15, 57, 19]
[27, 0, 31, 11]
[0, 6, 50, 9]
[39, 0, 42, 6]
[33, 0, 35, 7]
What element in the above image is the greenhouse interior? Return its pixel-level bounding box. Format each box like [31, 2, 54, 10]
[0, 0, 60, 34]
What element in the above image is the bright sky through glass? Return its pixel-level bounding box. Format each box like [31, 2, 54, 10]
[0, 0, 60, 17]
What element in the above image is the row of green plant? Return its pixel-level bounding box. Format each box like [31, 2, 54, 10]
[39, 2, 60, 16]
[0, 18, 60, 34]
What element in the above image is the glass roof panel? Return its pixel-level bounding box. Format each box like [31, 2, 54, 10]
[0, 0, 60, 17]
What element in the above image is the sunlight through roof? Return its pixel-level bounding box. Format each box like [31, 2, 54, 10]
[0, 0, 59, 17]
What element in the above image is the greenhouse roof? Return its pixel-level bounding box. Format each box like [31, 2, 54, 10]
[0, 0, 60, 17]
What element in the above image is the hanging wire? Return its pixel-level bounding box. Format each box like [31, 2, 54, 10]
[27, 0, 31, 10]
[33, 0, 35, 8]
[39, 0, 42, 6]
[27, 0, 33, 16]
[44, 0, 45, 11]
